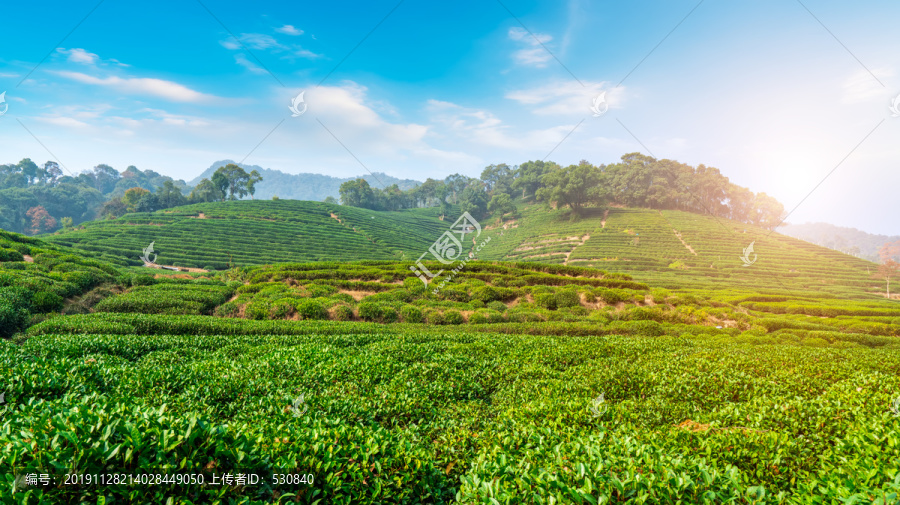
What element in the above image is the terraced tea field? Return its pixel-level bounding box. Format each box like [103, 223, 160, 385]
[4, 204, 900, 503]
[45, 200, 448, 269]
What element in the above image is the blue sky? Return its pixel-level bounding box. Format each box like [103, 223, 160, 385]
[0, 0, 898, 234]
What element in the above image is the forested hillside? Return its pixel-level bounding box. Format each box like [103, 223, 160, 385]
[0, 159, 187, 235]
[780, 222, 900, 262]
[190, 160, 422, 201]
[336, 153, 788, 230]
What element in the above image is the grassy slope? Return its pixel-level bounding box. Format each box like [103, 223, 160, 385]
[478, 203, 881, 299]
[3, 216, 900, 502]
[44, 200, 449, 269]
[46, 198, 881, 297]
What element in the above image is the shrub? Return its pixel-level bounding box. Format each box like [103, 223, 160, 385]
[424, 309, 444, 324]
[626, 306, 664, 322]
[358, 301, 399, 323]
[469, 309, 504, 324]
[470, 300, 485, 309]
[214, 301, 241, 317]
[651, 288, 670, 304]
[403, 277, 427, 295]
[306, 283, 337, 298]
[0, 248, 24, 262]
[270, 299, 295, 319]
[594, 287, 632, 304]
[0, 286, 31, 338]
[443, 310, 464, 325]
[400, 305, 423, 323]
[441, 287, 469, 302]
[535, 293, 557, 310]
[471, 286, 500, 303]
[244, 300, 270, 320]
[296, 298, 328, 320]
[486, 301, 507, 312]
[508, 311, 544, 323]
[332, 304, 354, 321]
[31, 290, 64, 313]
[131, 274, 155, 286]
[555, 289, 581, 308]
[562, 306, 589, 317]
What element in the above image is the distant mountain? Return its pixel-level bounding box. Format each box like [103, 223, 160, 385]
[778, 222, 899, 262]
[189, 160, 422, 201]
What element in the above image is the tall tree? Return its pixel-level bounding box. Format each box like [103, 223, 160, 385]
[26, 206, 58, 234]
[513, 160, 557, 200]
[247, 170, 263, 200]
[339, 179, 375, 208]
[190, 179, 224, 203]
[156, 180, 187, 208]
[875, 240, 900, 299]
[536, 162, 608, 213]
[458, 182, 489, 219]
[122, 187, 151, 212]
[488, 193, 517, 220]
[751, 193, 786, 230]
[211, 170, 230, 201]
[480, 163, 514, 196]
[91, 164, 121, 194]
[444, 174, 469, 204]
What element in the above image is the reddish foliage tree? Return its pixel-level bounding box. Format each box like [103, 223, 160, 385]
[26, 206, 58, 235]
[874, 240, 900, 299]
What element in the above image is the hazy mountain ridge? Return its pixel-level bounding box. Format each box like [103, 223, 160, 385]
[190, 160, 422, 201]
[779, 222, 899, 262]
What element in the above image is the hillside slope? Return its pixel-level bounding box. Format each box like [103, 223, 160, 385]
[45, 200, 449, 269]
[477, 205, 882, 299]
[778, 221, 900, 262]
[44, 199, 888, 298]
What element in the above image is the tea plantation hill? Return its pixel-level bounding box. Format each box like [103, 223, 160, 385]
[479, 203, 883, 301]
[47, 198, 886, 300]
[44, 200, 450, 269]
[3, 228, 900, 502]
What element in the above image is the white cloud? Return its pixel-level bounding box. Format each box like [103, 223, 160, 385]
[234, 53, 267, 74]
[841, 66, 895, 105]
[506, 79, 625, 116]
[220, 33, 322, 64]
[35, 116, 90, 128]
[57, 48, 99, 65]
[55, 71, 218, 103]
[426, 99, 561, 151]
[275, 25, 303, 36]
[293, 48, 322, 59]
[508, 27, 553, 67]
